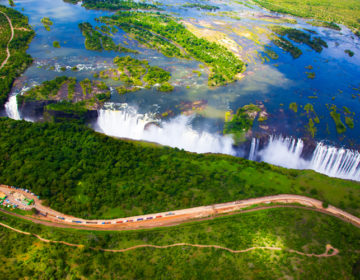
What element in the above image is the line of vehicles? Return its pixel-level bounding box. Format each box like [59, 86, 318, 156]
[3, 185, 179, 226]
[48, 212, 176, 225]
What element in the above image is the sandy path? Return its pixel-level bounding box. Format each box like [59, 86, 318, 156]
[0, 10, 14, 70]
[0, 221, 339, 257]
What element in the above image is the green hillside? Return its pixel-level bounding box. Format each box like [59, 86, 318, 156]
[0, 118, 359, 219]
[0, 207, 359, 279]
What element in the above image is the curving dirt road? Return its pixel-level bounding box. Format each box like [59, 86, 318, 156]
[0, 221, 339, 257]
[0, 10, 14, 70]
[1, 185, 360, 231]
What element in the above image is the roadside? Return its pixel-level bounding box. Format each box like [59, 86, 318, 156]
[1, 184, 360, 230]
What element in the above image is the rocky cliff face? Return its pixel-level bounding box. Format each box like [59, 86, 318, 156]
[18, 99, 98, 123]
[18, 100, 56, 121]
[44, 109, 98, 123]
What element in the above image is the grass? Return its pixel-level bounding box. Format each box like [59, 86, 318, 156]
[253, 0, 360, 36]
[0, 207, 360, 279]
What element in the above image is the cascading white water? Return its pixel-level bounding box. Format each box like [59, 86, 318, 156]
[248, 138, 259, 161]
[5, 94, 21, 120]
[96, 104, 235, 155]
[250, 135, 360, 182]
[257, 135, 307, 169]
[97, 104, 360, 181]
[310, 144, 360, 180]
[5, 85, 37, 121]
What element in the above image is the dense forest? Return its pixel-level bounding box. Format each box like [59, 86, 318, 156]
[1, 207, 360, 279]
[0, 118, 359, 219]
[0, 5, 34, 107]
[100, 55, 174, 93]
[100, 12, 245, 86]
[78, 22, 136, 53]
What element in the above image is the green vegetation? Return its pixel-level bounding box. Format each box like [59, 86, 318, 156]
[342, 107, 355, 129]
[207, 11, 242, 21]
[78, 22, 137, 53]
[182, 3, 219, 11]
[329, 105, 347, 134]
[100, 12, 245, 86]
[99, 55, 173, 93]
[52, 41, 60, 48]
[253, 0, 360, 36]
[144, 66, 170, 85]
[304, 103, 315, 115]
[223, 104, 262, 142]
[306, 72, 315, 79]
[264, 48, 279, 60]
[8, 0, 15, 7]
[307, 118, 316, 138]
[269, 34, 302, 59]
[306, 20, 341, 30]
[71, 0, 161, 11]
[158, 82, 174, 92]
[345, 49, 355, 57]
[18, 76, 70, 101]
[1, 119, 360, 219]
[345, 117, 354, 129]
[0, 5, 34, 107]
[1, 207, 360, 279]
[289, 102, 298, 113]
[303, 103, 319, 137]
[192, 70, 202, 77]
[41, 17, 53, 31]
[269, 25, 328, 58]
[45, 101, 89, 121]
[17, 76, 111, 115]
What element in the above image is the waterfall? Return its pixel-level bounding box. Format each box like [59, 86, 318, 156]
[96, 104, 236, 155]
[251, 135, 360, 182]
[310, 144, 360, 180]
[258, 136, 307, 169]
[5, 85, 36, 121]
[248, 138, 259, 161]
[5, 94, 21, 120]
[96, 104, 360, 182]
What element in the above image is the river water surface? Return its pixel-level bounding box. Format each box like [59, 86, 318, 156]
[1, 0, 360, 180]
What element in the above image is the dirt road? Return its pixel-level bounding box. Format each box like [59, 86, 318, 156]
[1, 185, 360, 230]
[0, 221, 339, 257]
[0, 10, 14, 70]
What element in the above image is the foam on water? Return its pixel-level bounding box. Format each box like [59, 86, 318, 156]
[249, 136, 360, 181]
[96, 104, 236, 155]
[5, 94, 21, 120]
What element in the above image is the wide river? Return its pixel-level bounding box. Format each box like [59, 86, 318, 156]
[1, 0, 360, 181]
